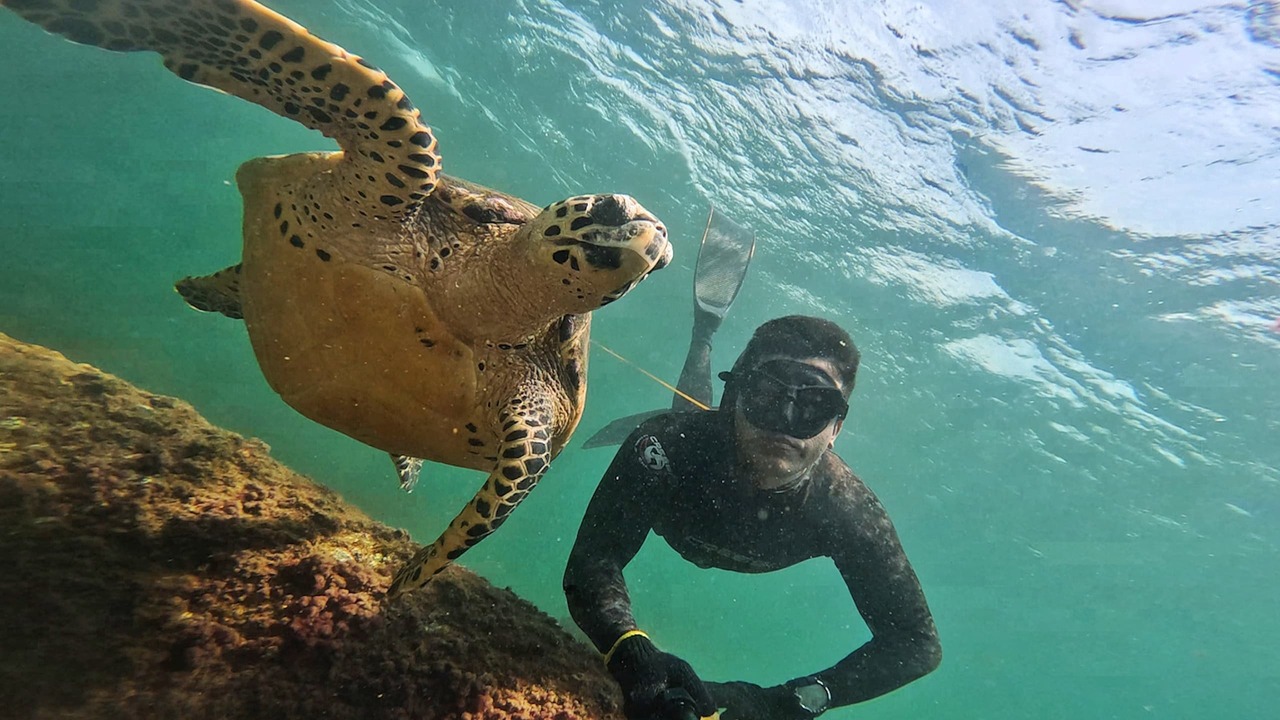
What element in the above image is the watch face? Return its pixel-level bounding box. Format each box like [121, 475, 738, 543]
[794, 683, 829, 713]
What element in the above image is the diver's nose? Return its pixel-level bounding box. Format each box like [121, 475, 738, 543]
[782, 402, 798, 422]
[591, 195, 634, 227]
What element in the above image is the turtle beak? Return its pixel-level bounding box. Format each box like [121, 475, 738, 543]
[653, 240, 673, 271]
[537, 193, 671, 308]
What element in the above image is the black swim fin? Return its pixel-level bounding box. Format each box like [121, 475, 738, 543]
[580, 409, 670, 449]
[694, 205, 756, 320]
[581, 206, 754, 449]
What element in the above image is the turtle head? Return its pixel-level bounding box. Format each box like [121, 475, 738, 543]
[520, 194, 671, 312]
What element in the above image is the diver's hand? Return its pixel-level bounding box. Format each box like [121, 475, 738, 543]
[607, 634, 715, 720]
[706, 681, 814, 720]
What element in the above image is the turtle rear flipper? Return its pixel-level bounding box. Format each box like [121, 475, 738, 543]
[3, 0, 440, 218]
[390, 454, 425, 493]
[176, 265, 244, 319]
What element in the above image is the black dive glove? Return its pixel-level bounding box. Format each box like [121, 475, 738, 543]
[607, 633, 716, 720]
[706, 680, 818, 720]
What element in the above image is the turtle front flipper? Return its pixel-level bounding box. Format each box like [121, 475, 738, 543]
[386, 396, 554, 599]
[2, 0, 440, 218]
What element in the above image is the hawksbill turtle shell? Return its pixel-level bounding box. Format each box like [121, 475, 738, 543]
[2, 0, 672, 598]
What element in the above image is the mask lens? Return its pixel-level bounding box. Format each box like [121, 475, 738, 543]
[738, 361, 847, 439]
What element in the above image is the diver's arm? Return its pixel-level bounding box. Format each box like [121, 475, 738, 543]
[704, 478, 939, 719]
[810, 491, 941, 708]
[565, 424, 719, 719]
[563, 429, 662, 651]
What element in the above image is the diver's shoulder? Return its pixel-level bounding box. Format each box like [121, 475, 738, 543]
[625, 410, 722, 471]
[815, 453, 878, 507]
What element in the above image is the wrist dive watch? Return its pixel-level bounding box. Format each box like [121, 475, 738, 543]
[791, 676, 831, 715]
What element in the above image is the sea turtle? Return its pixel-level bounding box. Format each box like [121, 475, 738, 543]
[2, 0, 671, 598]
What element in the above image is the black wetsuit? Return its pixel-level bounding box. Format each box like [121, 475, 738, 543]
[563, 410, 941, 711]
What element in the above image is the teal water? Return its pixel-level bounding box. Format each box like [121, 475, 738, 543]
[2, 1, 1278, 718]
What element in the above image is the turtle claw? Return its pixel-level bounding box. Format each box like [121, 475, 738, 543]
[386, 545, 439, 600]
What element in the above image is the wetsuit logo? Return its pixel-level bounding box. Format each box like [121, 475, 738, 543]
[634, 435, 669, 472]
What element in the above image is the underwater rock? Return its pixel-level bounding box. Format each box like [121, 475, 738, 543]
[0, 332, 622, 720]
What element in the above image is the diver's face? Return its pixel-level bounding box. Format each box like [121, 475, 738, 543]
[733, 356, 846, 490]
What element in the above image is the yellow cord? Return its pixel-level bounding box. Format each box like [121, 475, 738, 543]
[590, 203, 719, 413]
[603, 629, 650, 665]
[591, 341, 711, 411]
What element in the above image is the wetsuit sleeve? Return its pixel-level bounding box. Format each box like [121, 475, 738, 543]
[563, 424, 665, 652]
[806, 487, 941, 708]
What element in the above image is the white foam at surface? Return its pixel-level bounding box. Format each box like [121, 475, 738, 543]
[688, 0, 1280, 238]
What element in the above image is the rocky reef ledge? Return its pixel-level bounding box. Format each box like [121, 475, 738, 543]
[0, 333, 621, 720]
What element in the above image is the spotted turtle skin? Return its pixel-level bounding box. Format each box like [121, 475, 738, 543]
[2, 0, 673, 597]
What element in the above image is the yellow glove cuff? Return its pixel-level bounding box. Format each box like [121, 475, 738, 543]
[603, 629, 650, 666]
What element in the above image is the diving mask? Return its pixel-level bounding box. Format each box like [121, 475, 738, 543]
[722, 359, 847, 439]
